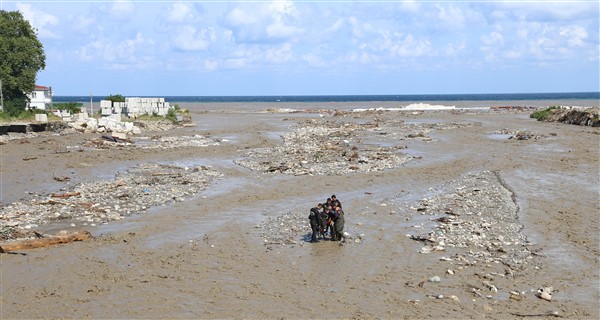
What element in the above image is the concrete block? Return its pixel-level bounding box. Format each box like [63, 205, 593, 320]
[35, 114, 48, 122]
[101, 100, 112, 109]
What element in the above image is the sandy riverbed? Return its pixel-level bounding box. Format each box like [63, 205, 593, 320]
[0, 104, 598, 319]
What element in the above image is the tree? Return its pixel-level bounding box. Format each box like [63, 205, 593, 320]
[0, 10, 46, 115]
[105, 94, 126, 103]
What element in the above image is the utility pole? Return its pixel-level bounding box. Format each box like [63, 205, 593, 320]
[89, 91, 93, 116]
[0, 78, 4, 112]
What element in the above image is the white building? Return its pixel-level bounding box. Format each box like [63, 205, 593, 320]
[27, 85, 53, 110]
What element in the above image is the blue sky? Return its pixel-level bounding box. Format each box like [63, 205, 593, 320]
[3, 0, 599, 96]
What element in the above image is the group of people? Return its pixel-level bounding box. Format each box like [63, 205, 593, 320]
[308, 195, 345, 243]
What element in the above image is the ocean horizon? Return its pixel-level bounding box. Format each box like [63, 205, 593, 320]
[54, 92, 600, 104]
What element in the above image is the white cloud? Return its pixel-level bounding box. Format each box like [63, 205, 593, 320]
[16, 3, 60, 39]
[108, 0, 135, 21]
[222, 0, 303, 43]
[170, 26, 214, 51]
[264, 43, 293, 63]
[436, 4, 466, 30]
[362, 31, 432, 59]
[75, 32, 157, 69]
[445, 40, 466, 57]
[481, 31, 504, 47]
[560, 25, 588, 47]
[491, 1, 598, 22]
[165, 2, 199, 24]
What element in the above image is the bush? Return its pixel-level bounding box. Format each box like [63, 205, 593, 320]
[54, 102, 82, 114]
[530, 106, 561, 121]
[166, 108, 178, 124]
[0, 109, 47, 122]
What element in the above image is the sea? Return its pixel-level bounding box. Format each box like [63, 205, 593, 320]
[53, 92, 600, 111]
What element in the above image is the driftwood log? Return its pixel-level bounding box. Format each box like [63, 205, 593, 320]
[0, 230, 92, 253]
[51, 191, 80, 198]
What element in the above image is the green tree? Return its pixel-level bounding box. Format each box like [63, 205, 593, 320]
[105, 94, 126, 103]
[0, 10, 46, 115]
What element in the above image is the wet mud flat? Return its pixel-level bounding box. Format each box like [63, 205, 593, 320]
[0, 107, 598, 319]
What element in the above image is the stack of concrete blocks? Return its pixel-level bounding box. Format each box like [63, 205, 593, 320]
[113, 102, 125, 116]
[101, 100, 113, 116]
[99, 97, 173, 118]
[124, 97, 172, 117]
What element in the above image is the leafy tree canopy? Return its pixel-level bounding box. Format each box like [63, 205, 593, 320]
[0, 10, 46, 115]
[105, 94, 126, 103]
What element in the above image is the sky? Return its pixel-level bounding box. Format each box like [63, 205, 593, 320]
[2, 0, 599, 96]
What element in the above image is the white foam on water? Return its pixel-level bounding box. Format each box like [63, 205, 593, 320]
[403, 103, 456, 110]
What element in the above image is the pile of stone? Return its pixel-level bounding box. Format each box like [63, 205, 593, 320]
[80, 134, 222, 151]
[372, 119, 480, 142]
[235, 118, 415, 175]
[404, 171, 533, 265]
[0, 163, 222, 241]
[399, 171, 541, 300]
[69, 116, 141, 135]
[235, 115, 480, 176]
[494, 129, 544, 140]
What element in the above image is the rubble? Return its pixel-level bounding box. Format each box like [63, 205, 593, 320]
[405, 171, 533, 266]
[494, 129, 544, 140]
[79, 134, 221, 151]
[0, 163, 222, 241]
[235, 116, 478, 176]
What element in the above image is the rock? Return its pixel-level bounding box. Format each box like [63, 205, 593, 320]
[536, 287, 553, 301]
[449, 295, 460, 302]
[428, 276, 441, 283]
[509, 291, 523, 301]
[447, 269, 454, 275]
[419, 247, 432, 254]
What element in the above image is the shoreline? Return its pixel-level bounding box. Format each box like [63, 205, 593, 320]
[70, 98, 600, 114]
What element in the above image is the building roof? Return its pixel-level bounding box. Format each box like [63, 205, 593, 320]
[34, 85, 50, 91]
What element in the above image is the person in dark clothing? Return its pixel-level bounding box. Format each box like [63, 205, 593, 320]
[333, 206, 345, 241]
[325, 198, 333, 209]
[327, 208, 340, 241]
[331, 195, 342, 209]
[308, 204, 322, 243]
[318, 206, 329, 239]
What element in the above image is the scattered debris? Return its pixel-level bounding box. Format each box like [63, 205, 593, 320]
[0, 163, 222, 241]
[0, 230, 92, 253]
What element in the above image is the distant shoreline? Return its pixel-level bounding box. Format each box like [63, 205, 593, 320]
[54, 92, 599, 113]
[53, 92, 600, 104]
